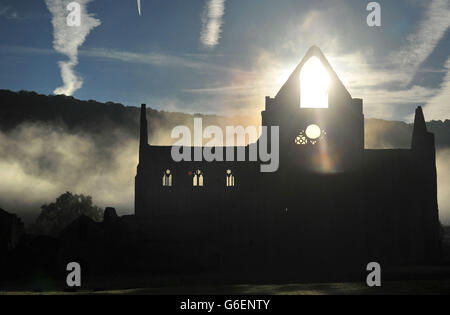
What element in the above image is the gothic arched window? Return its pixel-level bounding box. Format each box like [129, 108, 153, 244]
[193, 169, 204, 187]
[162, 169, 172, 187]
[226, 169, 235, 187]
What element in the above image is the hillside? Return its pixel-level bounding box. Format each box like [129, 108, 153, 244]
[0, 89, 449, 224]
[1, 89, 449, 149]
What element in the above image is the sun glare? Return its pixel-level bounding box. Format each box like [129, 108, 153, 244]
[300, 56, 330, 108]
[305, 124, 322, 140]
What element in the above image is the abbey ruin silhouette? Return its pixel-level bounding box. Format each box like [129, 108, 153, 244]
[1, 46, 441, 282]
[134, 46, 441, 274]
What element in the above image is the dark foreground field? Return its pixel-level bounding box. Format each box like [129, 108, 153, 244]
[2, 229, 450, 295]
[2, 266, 450, 295]
[2, 279, 450, 295]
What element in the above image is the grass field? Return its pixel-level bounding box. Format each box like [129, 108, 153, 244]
[2, 279, 450, 295]
[3, 264, 450, 295]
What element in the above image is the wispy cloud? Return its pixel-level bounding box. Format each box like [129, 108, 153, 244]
[4, 1, 447, 121]
[79, 47, 250, 75]
[386, 0, 450, 120]
[323, 52, 440, 120]
[391, 0, 450, 85]
[190, 0, 449, 120]
[0, 5, 20, 20]
[422, 57, 450, 121]
[200, 0, 226, 48]
[346, 0, 450, 120]
[0, 45, 54, 55]
[45, 0, 101, 96]
[0, 44, 251, 76]
[81, 48, 211, 69]
[273, 1, 450, 121]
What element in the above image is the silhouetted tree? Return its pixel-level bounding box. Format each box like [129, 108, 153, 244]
[29, 192, 103, 237]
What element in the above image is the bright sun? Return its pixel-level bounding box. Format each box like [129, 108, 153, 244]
[305, 124, 322, 140]
[300, 56, 330, 108]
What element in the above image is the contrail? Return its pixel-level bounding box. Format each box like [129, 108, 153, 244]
[45, 0, 101, 96]
[137, 0, 141, 16]
[200, 0, 226, 48]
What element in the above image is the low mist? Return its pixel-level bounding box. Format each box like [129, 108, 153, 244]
[0, 122, 138, 223]
[437, 149, 450, 225]
[0, 117, 449, 226]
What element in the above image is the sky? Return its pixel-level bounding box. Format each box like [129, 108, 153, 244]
[0, 0, 449, 122]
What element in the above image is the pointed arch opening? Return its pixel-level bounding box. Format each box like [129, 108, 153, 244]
[162, 169, 173, 187]
[300, 56, 330, 108]
[193, 169, 204, 187]
[226, 169, 235, 187]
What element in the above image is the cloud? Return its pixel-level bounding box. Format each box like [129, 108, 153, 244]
[326, 52, 439, 119]
[0, 45, 55, 55]
[81, 48, 219, 72]
[391, 0, 450, 84]
[0, 44, 250, 76]
[45, 0, 101, 95]
[200, 0, 226, 48]
[239, 1, 449, 121]
[78, 47, 256, 79]
[4, 1, 447, 122]
[189, 0, 450, 120]
[0, 6, 20, 20]
[300, 10, 320, 32]
[422, 57, 450, 121]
